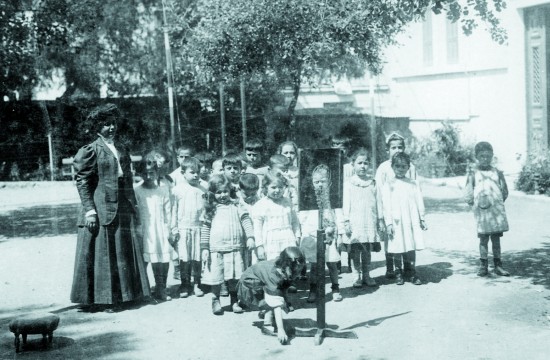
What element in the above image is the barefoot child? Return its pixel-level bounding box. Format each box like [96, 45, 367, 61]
[381, 153, 427, 285]
[464, 141, 510, 276]
[201, 175, 255, 314]
[343, 148, 381, 288]
[237, 246, 306, 345]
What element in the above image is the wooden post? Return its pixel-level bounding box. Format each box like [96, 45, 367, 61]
[240, 77, 247, 151]
[219, 82, 227, 155]
[370, 74, 377, 173]
[47, 133, 54, 181]
[162, 0, 176, 153]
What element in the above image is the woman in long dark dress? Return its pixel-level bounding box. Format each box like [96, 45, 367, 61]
[70, 103, 150, 311]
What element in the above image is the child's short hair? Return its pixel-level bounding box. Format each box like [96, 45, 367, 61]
[474, 141, 493, 155]
[350, 147, 370, 163]
[312, 164, 331, 182]
[143, 151, 160, 171]
[195, 151, 214, 170]
[261, 171, 287, 195]
[269, 154, 290, 168]
[245, 138, 264, 152]
[277, 141, 298, 154]
[385, 132, 405, 147]
[239, 173, 260, 191]
[176, 144, 194, 155]
[222, 152, 243, 169]
[181, 157, 201, 173]
[391, 152, 411, 167]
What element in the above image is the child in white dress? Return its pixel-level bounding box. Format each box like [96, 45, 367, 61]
[134, 154, 176, 301]
[464, 141, 510, 276]
[252, 172, 301, 262]
[342, 148, 382, 288]
[201, 175, 255, 315]
[382, 152, 427, 285]
[171, 157, 207, 298]
[376, 132, 418, 279]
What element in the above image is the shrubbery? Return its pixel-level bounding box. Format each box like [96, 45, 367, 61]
[515, 150, 550, 194]
[410, 121, 474, 178]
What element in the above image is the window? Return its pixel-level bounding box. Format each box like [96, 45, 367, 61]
[423, 12, 433, 66]
[446, 19, 459, 64]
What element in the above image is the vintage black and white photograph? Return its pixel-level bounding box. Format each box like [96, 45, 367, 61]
[1, 0, 550, 359]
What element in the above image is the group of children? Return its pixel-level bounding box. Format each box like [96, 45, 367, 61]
[132, 132, 511, 344]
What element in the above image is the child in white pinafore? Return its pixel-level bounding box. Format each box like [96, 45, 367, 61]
[376, 132, 418, 280]
[134, 154, 176, 302]
[464, 141, 510, 277]
[201, 175, 255, 315]
[381, 152, 427, 285]
[171, 157, 207, 298]
[252, 171, 301, 263]
[342, 148, 382, 288]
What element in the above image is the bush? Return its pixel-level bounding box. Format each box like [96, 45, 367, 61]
[516, 151, 550, 194]
[410, 121, 474, 178]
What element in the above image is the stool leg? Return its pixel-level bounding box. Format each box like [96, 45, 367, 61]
[48, 331, 54, 344]
[42, 333, 47, 348]
[22, 333, 27, 344]
[14, 334, 20, 353]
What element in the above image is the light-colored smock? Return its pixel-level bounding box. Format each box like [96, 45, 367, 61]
[342, 175, 380, 245]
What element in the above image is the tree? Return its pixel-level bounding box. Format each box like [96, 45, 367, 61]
[179, 0, 507, 140]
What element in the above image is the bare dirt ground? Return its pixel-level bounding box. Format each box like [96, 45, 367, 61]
[0, 180, 549, 359]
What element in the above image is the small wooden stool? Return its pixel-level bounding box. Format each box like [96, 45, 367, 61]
[8, 313, 60, 353]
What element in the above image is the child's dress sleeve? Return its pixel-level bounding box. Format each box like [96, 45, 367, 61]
[464, 171, 475, 205]
[170, 188, 179, 234]
[200, 214, 211, 251]
[263, 270, 286, 308]
[415, 180, 426, 221]
[381, 181, 393, 226]
[289, 200, 301, 240]
[497, 170, 509, 201]
[238, 204, 255, 240]
[252, 202, 265, 248]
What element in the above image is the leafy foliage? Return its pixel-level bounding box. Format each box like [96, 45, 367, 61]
[177, 0, 508, 139]
[410, 121, 474, 177]
[516, 150, 550, 194]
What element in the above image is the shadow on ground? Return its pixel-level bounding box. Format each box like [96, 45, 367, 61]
[0, 204, 79, 239]
[0, 306, 140, 359]
[432, 243, 550, 289]
[424, 197, 470, 214]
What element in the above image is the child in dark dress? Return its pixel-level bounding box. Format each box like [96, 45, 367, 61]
[237, 246, 305, 345]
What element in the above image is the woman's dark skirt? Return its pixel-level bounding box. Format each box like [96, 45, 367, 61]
[70, 204, 150, 305]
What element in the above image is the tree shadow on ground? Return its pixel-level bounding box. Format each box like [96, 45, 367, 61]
[0, 308, 140, 359]
[431, 243, 550, 290]
[424, 197, 469, 214]
[0, 204, 79, 239]
[416, 262, 453, 284]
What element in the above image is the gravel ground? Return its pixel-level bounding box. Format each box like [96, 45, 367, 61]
[0, 180, 549, 359]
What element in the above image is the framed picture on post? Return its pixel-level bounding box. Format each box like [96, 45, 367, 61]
[298, 148, 344, 211]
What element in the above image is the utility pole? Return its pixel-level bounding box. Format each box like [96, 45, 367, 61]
[369, 74, 377, 173]
[161, 0, 176, 152]
[240, 77, 247, 151]
[220, 82, 227, 155]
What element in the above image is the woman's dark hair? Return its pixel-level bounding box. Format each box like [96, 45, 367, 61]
[87, 103, 121, 134]
[275, 246, 305, 276]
